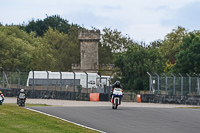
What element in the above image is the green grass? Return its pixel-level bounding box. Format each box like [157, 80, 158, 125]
[0, 103, 99, 133]
[25, 103, 51, 107]
[178, 107, 200, 109]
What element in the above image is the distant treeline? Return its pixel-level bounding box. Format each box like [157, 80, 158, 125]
[0, 15, 200, 90]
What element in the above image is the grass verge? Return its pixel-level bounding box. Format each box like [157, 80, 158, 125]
[0, 103, 99, 133]
[25, 103, 51, 107]
[178, 107, 200, 109]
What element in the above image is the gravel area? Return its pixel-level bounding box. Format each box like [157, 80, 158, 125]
[3, 97, 199, 108]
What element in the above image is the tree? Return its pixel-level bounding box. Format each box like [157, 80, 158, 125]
[0, 26, 35, 71]
[98, 42, 113, 65]
[114, 44, 164, 90]
[99, 28, 136, 65]
[150, 39, 163, 49]
[159, 26, 188, 64]
[21, 15, 71, 36]
[172, 32, 200, 73]
[29, 37, 56, 71]
[30, 27, 80, 71]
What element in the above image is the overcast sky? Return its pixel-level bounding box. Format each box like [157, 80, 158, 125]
[1, 0, 200, 44]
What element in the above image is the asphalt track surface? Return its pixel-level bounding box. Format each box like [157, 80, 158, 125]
[29, 106, 200, 133]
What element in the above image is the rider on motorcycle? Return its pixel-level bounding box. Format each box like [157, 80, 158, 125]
[110, 81, 123, 98]
[17, 89, 26, 104]
[0, 91, 5, 102]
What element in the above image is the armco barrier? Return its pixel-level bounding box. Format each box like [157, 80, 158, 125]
[0, 88, 109, 101]
[141, 94, 200, 105]
[0, 88, 89, 101]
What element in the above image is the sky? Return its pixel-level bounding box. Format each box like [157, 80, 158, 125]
[1, 0, 200, 44]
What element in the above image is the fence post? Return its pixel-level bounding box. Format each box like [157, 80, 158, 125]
[72, 70, 75, 92]
[147, 72, 152, 94]
[199, 74, 200, 95]
[171, 73, 176, 95]
[59, 71, 62, 91]
[155, 73, 160, 94]
[84, 71, 88, 94]
[30, 69, 34, 91]
[194, 73, 199, 95]
[178, 73, 183, 95]
[16, 69, 20, 89]
[1, 67, 5, 89]
[163, 73, 168, 95]
[45, 70, 49, 91]
[198, 74, 200, 95]
[97, 71, 101, 87]
[186, 73, 191, 95]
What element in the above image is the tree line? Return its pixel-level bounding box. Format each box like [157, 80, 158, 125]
[0, 15, 200, 91]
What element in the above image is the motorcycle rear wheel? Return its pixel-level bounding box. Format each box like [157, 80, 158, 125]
[114, 99, 118, 109]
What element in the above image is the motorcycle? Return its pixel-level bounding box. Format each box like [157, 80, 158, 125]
[0, 95, 4, 105]
[111, 87, 123, 109]
[17, 93, 26, 107]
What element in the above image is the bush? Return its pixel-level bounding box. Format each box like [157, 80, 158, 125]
[77, 84, 82, 93]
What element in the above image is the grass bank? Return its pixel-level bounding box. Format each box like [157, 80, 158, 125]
[0, 103, 99, 133]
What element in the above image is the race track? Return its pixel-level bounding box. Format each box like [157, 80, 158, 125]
[28, 106, 200, 133]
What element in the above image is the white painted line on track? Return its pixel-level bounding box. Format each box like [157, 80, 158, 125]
[25, 107, 106, 133]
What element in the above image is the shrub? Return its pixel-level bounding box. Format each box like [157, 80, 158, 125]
[77, 84, 82, 93]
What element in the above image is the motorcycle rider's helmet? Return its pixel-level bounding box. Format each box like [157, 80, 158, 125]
[20, 89, 24, 93]
[115, 81, 120, 86]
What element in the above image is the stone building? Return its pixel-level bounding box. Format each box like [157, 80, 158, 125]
[72, 30, 100, 72]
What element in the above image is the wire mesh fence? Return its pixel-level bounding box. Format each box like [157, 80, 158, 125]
[148, 72, 200, 96]
[0, 70, 111, 94]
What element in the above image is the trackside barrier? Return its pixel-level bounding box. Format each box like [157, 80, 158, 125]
[89, 93, 109, 101]
[0, 88, 90, 101]
[90, 93, 99, 101]
[140, 94, 200, 105]
[0, 88, 109, 101]
[99, 93, 109, 101]
[137, 94, 141, 102]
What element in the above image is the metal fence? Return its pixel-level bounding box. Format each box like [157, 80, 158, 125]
[147, 72, 200, 96]
[0, 69, 111, 94]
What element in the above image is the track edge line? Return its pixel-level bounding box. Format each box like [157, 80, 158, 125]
[25, 107, 106, 133]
